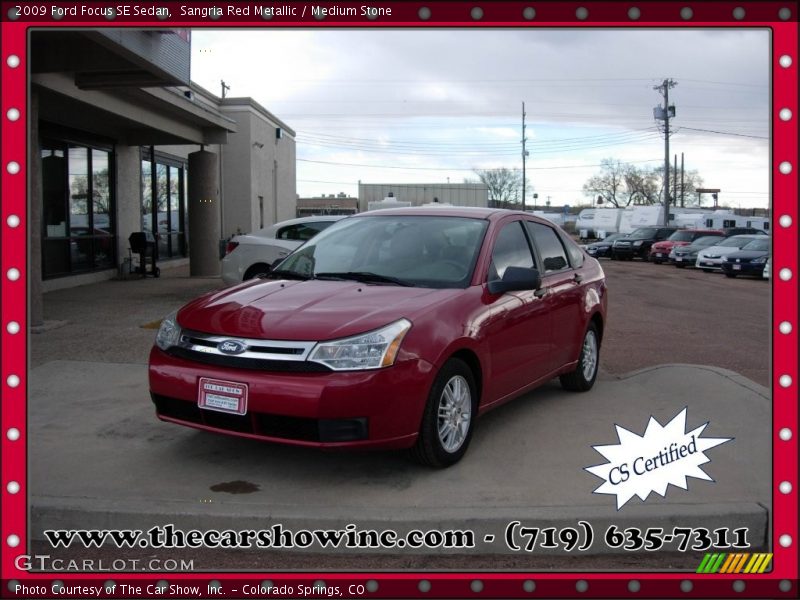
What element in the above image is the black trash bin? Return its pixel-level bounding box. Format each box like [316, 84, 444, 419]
[128, 232, 160, 278]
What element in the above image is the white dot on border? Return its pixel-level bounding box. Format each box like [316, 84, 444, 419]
[7, 428, 20, 441]
[6, 161, 20, 175]
[780, 580, 793, 592]
[576, 580, 588, 592]
[104, 581, 116, 593]
[522, 7, 535, 19]
[779, 108, 793, 121]
[366, 580, 379, 592]
[779, 161, 793, 174]
[7, 481, 20, 494]
[576, 7, 589, 19]
[470, 580, 483, 593]
[7, 268, 20, 282]
[6, 108, 20, 121]
[418, 580, 431, 593]
[732, 7, 745, 20]
[6, 55, 21, 68]
[6, 214, 20, 228]
[779, 534, 792, 547]
[779, 268, 792, 281]
[470, 7, 483, 20]
[523, 580, 536, 592]
[779, 428, 792, 441]
[418, 7, 431, 20]
[779, 55, 793, 68]
[6, 374, 20, 388]
[628, 581, 641, 592]
[733, 580, 746, 593]
[680, 7, 693, 19]
[779, 214, 793, 228]
[779, 481, 792, 494]
[628, 7, 641, 20]
[680, 580, 693, 593]
[6, 534, 20, 548]
[7, 321, 20, 335]
[779, 374, 793, 388]
[779, 322, 792, 335]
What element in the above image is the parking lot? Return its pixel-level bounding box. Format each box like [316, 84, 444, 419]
[32, 257, 771, 386]
[25, 257, 772, 571]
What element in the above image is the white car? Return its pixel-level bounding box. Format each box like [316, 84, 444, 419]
[695, 235, 766, 272]
[763, 258, 771, 279]
[221, 216, 344, 285]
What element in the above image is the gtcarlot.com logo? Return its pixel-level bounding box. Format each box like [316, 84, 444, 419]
[14, 555, 194, 572]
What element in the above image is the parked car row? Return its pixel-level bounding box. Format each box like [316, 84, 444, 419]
[586, 227, 770, 279]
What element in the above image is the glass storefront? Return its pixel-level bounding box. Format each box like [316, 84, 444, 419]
[41, 140, 115, 279]
[141, 149, 187, 260]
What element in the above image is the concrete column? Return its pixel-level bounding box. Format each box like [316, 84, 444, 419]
[115, 146, 142, 267]
[29, 89, 44, 327]
[187, 149, 220, 276]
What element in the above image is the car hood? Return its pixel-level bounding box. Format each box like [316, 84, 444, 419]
[699, 246, 743, 257]
[177, 279, 461, 340]
[724, 250, 769, 260]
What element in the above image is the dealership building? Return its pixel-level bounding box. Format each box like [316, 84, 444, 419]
[29, 29, 296, 324]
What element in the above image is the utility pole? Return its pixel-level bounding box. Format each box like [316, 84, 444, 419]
[654, 79, 677, 226]
[673, 154, 678, 212]
[680, 152, 685, 208]
[521, 101, 528, 211]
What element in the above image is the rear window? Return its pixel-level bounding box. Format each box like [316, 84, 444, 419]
[668, 230, 696, 242]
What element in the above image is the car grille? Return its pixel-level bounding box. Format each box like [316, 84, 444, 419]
[170, 330, 330, 372]
[152, 394, 368, 442]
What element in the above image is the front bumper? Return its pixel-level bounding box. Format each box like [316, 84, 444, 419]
[612, 244, 642, 258]
[721, 262, 766, 276]
[696, 256, 725, 270]
[148, 346, 435, 449]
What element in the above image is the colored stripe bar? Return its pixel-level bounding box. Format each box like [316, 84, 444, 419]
[697, 554, 713, 573]
[710, 553, 727, 573]
[757, 553, 773, 573]
[732, 553, 750, 573]
[720, 553, 737, 573]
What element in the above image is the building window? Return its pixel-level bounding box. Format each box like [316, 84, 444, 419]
[140, 150, 187, 260]
[41, 141, 115, 279]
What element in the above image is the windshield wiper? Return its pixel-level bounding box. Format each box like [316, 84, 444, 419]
[314, 271, 415, 287]
[263, 269, 311, 281]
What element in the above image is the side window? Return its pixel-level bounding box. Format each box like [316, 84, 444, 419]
[556, 228, 584, 268]
[489, 221, 535, 280]
[526, 221, 570, 273]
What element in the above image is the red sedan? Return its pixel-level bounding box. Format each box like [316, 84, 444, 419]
[149, 208, 607, 467]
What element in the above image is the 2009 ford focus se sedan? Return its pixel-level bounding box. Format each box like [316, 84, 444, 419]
[149, 207, 607, 467]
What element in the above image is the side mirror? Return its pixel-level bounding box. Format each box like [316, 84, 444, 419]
[488, 266, 542, 295]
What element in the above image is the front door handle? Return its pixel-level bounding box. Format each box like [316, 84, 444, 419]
[573, 273, 583, 283]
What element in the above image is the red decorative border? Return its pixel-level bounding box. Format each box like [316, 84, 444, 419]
[1, 2, 797, 598]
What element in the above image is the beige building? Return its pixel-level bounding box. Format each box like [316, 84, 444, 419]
[29, 29, 296, 324]
[296, 194, 359, 217]
[357, 182, 489, 212]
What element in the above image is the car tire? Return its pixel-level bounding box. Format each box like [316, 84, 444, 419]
[725, 273, 737, 278]
[702, 268, 713, 273]
[675, 264, 685, 268]
[243, 263, 271, 280]
[411, 358, 477, 468]
[560, 322, 600, 392]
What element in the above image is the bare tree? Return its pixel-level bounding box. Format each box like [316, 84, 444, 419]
[584, 158, 705, 208]
[582, 158, 627, 207]
[471, 168, 522, 208]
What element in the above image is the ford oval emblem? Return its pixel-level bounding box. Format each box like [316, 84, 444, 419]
[218, 340, 247, 355]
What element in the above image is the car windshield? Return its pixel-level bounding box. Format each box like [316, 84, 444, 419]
[741, 238, 770, 251]
[718, 236, 754, 248]
[668, 230, 697, 242]
[600, 233, 626, 243]
[274, 215, 489, 289]
[630, 228, 657, 238]
[691, 236, 726, 249]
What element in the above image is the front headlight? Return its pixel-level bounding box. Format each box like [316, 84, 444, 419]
[155, 310, 182, 351]
[753, 256, 768, 264]
[309, 319, 411, 371]
[633, 240, 644, 247]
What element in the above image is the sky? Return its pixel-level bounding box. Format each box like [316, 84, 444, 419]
[190, 28, 770, 209]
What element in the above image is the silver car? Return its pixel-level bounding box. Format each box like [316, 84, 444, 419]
[221, 216, 344, 285]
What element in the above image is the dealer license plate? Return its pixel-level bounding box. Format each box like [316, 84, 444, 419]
[733, 264, 742, 270]
[655, 253, 663, 258]
[675, 258, 683, 262]
[198, 377, 248, 415]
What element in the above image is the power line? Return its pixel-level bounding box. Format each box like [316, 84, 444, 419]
[297, 157, 663, 172]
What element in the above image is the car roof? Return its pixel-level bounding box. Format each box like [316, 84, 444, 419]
[355, 206, 526, 221]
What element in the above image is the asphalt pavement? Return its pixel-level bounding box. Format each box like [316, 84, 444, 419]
[26, 263, 772, 560]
